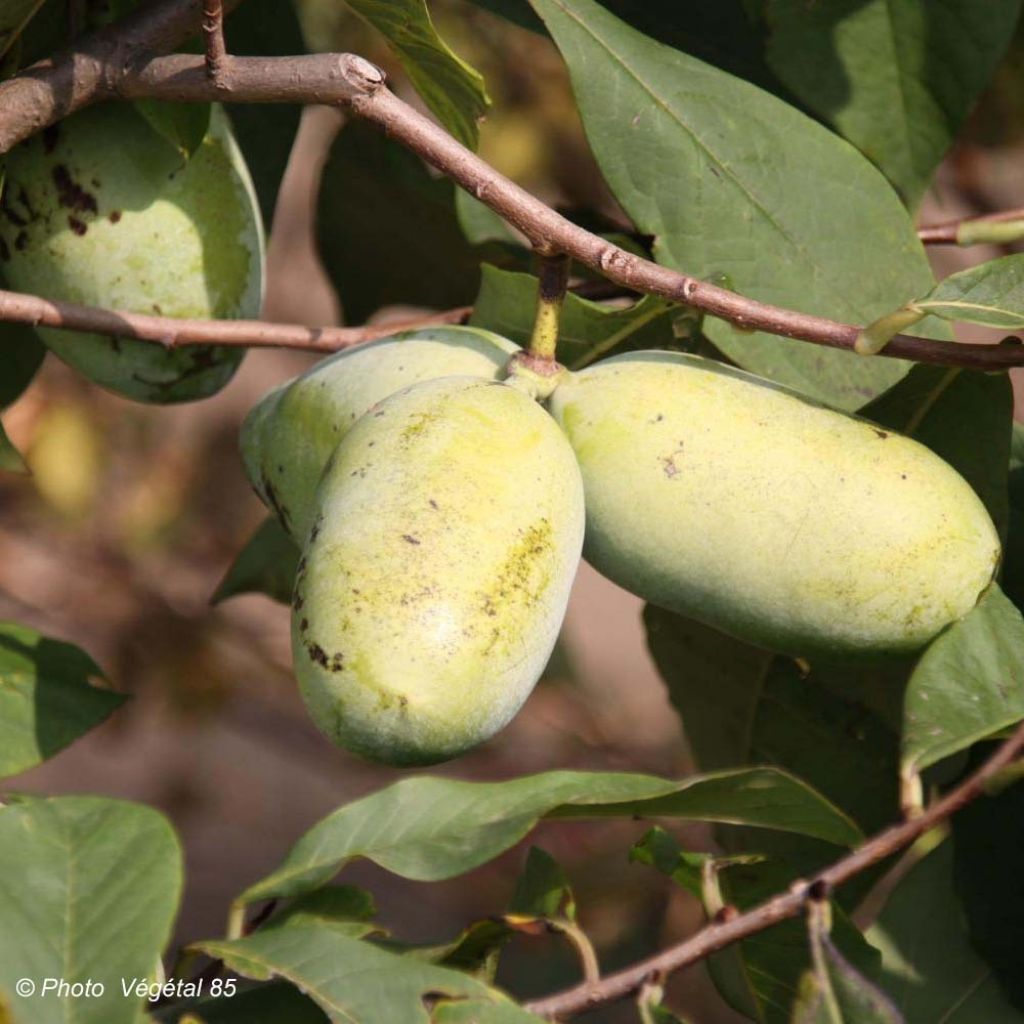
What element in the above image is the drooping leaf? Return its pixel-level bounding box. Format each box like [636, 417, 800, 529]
[912, 253, 1024, 329]
[317, 120, 481, 324]
[194, 924, 539, 1024]
[152, 981, 328, 1023]
[861, 364, 1013, 539]
[765, 0, 1022, 206]
[871, 839, 1022, 1021]
[239, 767, 860, 907]
[224, 0, 305, 227]
[644, 609, 901, 835]
[0, 796, 183, 1024]
[529, 0, 947, 409]
[343, 0, 489, 149]
[212, 517, 299, 605]
[0, 418, 25, 473]
[469, 263, 674, 366]
[0, 622, 125, 780]
[264, 886, 379, 937]
[901, 584, 1024, 779]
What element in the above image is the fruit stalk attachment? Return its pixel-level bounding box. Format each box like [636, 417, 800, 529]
[527, 252, 571, 363]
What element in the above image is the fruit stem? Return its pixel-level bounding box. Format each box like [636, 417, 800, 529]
[527, 253, 571, 362]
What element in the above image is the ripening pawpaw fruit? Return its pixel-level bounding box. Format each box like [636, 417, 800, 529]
[0, 102, 263, 402]
[548, 351, 1000, 659]
[241, 326, 520, 542]
[292, 375, 584, 765]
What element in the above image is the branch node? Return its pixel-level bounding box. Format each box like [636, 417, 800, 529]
[338, 53, 387, 93]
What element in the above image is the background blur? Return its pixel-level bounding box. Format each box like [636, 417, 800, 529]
[3, 3, 1024, 1020]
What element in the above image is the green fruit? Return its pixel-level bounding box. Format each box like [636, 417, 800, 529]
[241, 326, 519, 542]
[549, 351, 1000, 659]
[0, 102, 263, 403]
[292, 375, 584, 765]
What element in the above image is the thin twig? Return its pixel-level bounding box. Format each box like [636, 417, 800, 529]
[918, 206, 1024, 245]
[2, 49, 1022, 370]
[201, 0, 227, 84]
[0, 288, 471, 353]
[523, 720, 1024, 1020]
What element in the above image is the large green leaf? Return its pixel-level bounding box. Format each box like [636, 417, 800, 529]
[0, 622, 125, 780]
[861, 364, 1014, 539]
[765, 0, 1021, 206]
[224, 0, 305, 227]
[529, 0, 946, 409]
[871, 839, 1022, 1022]
[317, 120, 481, 324]
[0, 796, 183, 1024]
[195, 924, 541, 1024]
[343, 0, 489, 149]
[469, 263, 674, 366]
[644, 609, 901, 836]
[212, 517, 299, 605]
[913, 254, 1024, 330]
[901, 584, 1024, 779]
[239, 768, 860, 907]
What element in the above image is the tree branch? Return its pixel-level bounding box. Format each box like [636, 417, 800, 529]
[2, 48, 1023, 371]
[0, 288, 470, 353]
[524, 720, 1024, 1020]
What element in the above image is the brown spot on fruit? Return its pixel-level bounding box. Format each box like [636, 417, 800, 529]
[68, 216, 88, 236]
[52, 166, 98, 216]
[307, 643, 329, 668]
[402, 534, 421, 545]
[108, 210, 122, 223]
[873, 428, 889, 440]
[41, 124, 60, 153]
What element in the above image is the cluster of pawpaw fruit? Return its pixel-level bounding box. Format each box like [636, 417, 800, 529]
[242, 326, 1001, 767]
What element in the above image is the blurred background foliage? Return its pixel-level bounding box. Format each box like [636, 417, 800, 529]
[3, 1, 1024, 1020]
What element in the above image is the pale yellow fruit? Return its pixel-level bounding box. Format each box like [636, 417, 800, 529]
[0, 102, 263, 402]
[241, 326, 519, 542]
[292, 375, 584, 765]
[548, 352, 1000, 659]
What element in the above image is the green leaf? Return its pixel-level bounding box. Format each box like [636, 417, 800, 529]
[194, 924, 537, 1024]
[133, 101, 211, 160]
[469, 263, 673, 366]
[152, 981, 328, 1023]
[861, 364, 1014, 539]
[343, 0, 489, 149]
[529, 0, 946, 409]
[0, 796, 183, 1024]
[0, 418, 25, 473]
[1004, 423, 1024, 612]
[0, 319, 45, 408]
[265, 886, 379, 937]
[224, 0, 305, 227]
[431, 1002, 545, 1023]
[509, 847, 575, 920]
[644, 608, 901, 836]
[901, 584, 1024, 779]
[913, 254, 1024, 329]
[792, 938, 901, 1023]
[871, 839, 1022, 1021]
[765, 0, 1021, 207]
[0, 622, 125, 780]
[212, 517, 299, 605]
[317, 120, 481, 324]
[239, 768, 861, 907]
